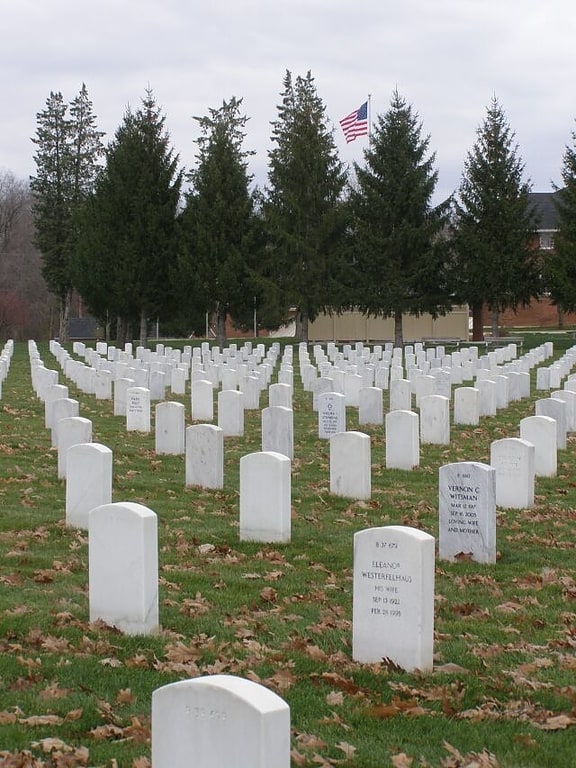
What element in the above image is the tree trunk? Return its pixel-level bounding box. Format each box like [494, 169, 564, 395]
[295, 309, 309, 343]
[471, 302, 484, 341]
[491, 309, 499, 337]
[216, 308, 227, 348]
[139, 307, 148, 348]
[58, 289, 72, 342]
[558, 306, 564, 329]
[116, 316, 126, 348]
[394, 309, 403, 347]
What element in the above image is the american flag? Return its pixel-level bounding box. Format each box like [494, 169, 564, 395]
[339, 101, 369, 143]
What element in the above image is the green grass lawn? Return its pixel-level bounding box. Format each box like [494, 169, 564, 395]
[0, 336, 575, 767]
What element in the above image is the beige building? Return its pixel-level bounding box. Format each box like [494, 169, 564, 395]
[308, 305, 469, 343]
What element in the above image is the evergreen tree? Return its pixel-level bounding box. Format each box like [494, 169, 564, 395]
[264, 71, 348, 342]
[73, 90, 182, 346]
[180, 97, 256, 347]
[452, 97, 539, 339]
[31, 86, 103, 340]
[348, 90, 451, 346]
[544, 127, 576, 312]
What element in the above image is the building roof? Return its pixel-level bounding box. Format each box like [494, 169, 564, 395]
[528, 190, 562, 231]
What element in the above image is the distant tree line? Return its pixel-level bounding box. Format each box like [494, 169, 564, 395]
[14, 74, 576, 345]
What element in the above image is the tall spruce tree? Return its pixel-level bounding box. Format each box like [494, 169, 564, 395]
[31, 86, 103, 340]
[264, 71, 347, 341]
[73, 90, 182, 345]
[348, 90, 451, 346]
[180, 97, 256, 347]
[544, 126, 576, 312]
[452, 97, 539, 339]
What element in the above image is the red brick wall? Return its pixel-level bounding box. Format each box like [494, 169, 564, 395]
[484, 298, 576, 328]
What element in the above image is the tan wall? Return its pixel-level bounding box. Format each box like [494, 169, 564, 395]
[309, 306, 469, 342]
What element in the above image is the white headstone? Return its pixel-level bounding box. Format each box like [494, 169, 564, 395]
[89, 501, 159, 635]
[239, 452, 291, 543]
[318, 391, 346, 439]
[155, 401, 185, 455]
[94, 370, 113, 400]
[419, 394, 450, 445]
[312, 377, 337, 411]
[519, 415, 557, 477]
[114, 377, 135, 416]
[262, 406, 294, 460]
[57, 416, 92, 479]
[50, 397, 79, 448]
[358, 387, 383, 426]
[385, 410, 419, 470]
[185, 424, 224, 489]
[352, 525, 435, 672]
[268, 382, 292, 409]
[149, 370, 167, 401]
[490, 437, 535, 509]
[191, 379, 214, 422]
[170, 366, 187, 395]
[552, 389, 576, 431]
[477, 379, 497, 416]
[438, 462, 496, 564]
[66, 443, 113, 529]
[344, 372, 364, 407]
[218, 390, 244, 437]
[151, 675, 290, 768]
[535, 397, 567, 449]
[330, 431, 371, 500]
[126, 387, 151, 433]
[389, 378, 412, 411]
[453, 387, 480, 426]
[44, 384, 69, 428]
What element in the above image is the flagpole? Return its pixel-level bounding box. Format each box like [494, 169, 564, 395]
[367, 94, 372, 141]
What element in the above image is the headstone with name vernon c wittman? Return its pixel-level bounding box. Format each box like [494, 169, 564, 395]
[352, 525, 435, 672]
[151, 675, 290, 768]
[438, 461, 496, 564]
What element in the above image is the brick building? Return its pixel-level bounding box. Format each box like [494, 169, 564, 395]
[487, 190, 576, 329]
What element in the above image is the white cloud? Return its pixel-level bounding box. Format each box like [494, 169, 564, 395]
[2, 0, 574, 199]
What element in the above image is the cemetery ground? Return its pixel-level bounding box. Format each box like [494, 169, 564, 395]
[0, 336, 575, 768]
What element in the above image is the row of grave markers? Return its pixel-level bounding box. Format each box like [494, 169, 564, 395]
[36, 336, 576, 545]
[22, 335, 576, 766]
[30, 336, 576, 654]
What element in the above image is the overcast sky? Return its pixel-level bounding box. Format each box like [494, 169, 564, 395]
[2, 0, 575, 202]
